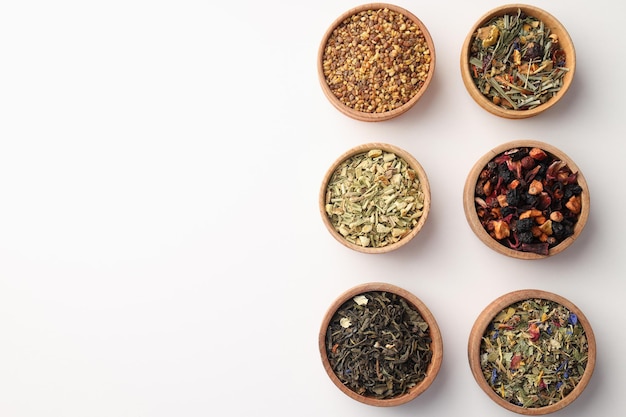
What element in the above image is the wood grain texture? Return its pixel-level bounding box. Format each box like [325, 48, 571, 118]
[468, 289, 596, 415]
[319, 282, 443, 407]
[460, 4, 576, 119]
[317, 3, 436, 122]
[463, 139, 589, 260]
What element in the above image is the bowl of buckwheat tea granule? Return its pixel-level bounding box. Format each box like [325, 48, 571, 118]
[318, 4, 436, 122]
[463, 140, 589, 260]
[320, 282, 443, 406]
[320, 143, 430, 253]
[460, 4, 575, 119]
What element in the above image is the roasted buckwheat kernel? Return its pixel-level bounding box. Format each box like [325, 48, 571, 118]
[322, 8, 431, 114]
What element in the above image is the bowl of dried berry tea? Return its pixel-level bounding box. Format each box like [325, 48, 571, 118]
[320, 282, 443, 406]
[460, 4, 575, 119]
[318, 3, 436, 122]
[468, 289, 596, 414]
[463, 140, 589, 259]
[320, 143, 430, 253]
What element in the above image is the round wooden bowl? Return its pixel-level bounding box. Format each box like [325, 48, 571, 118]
[463, 140, 589, 260]
[468, 289, 596, 414]
[318, 3, 436, 122]
[319, 282, 443, 406]
[460, 4, 575, 119]
[320, 143, 431, 254]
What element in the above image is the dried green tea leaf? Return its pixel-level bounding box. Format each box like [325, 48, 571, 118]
[326, 291, 432, 399]
[325, 150, 424, 248]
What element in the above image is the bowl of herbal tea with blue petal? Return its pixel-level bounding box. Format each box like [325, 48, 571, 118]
[463, 140, 589, 260]
[460, 4, 575, 119]
[319, 282, 443, 406]
[468, 289, 596, 415]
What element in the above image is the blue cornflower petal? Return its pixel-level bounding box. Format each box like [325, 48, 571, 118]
[569, 313, 578, 325]
[491, 368, 498, 384]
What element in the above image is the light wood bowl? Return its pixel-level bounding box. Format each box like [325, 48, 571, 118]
[460, 4, 575, 119]
[319, 282, 443, 406]
[463, 140, 589, 260]
[320, 143, 431, 254]
[318, 3, 436, 122]
[468, 289, 596, 415]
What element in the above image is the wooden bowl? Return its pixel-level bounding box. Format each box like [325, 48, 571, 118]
[319, 282, 443, 406]
[463, 140, 589, 260]
[460, 4, 575, 119]
[320, 143, 430, 253]
[468, 289, 596, 414]
[318, 3, 436, 122]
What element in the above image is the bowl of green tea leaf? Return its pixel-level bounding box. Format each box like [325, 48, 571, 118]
[319, 282, 443, 406]
[460, 4, 575, 119]
[319, 143, 431, 254]
[468, 289, 596, 415]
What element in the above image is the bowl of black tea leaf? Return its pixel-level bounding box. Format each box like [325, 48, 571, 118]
[463, 139, 589, 260]
[468, 289, 596, 415]
[460, 4, 575, 119]
[320, 143, 431, 254]
[319, 282, 443, 406]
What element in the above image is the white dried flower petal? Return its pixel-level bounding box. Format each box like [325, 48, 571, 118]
[353, 295, 369, 306]
[340, 317, 352, 328]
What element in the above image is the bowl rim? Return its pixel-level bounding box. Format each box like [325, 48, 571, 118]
[319, 142, 431, 254]
[468, 289, 596, 415]
[318, 2, 436, 122]
[319, 282, 444, 406]
[462, 139, 589, 260]
[460, 3, 576, 119]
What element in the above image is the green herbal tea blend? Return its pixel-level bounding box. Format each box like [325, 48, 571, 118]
[474, 146, 583, 255]
[324, 149, 425, 248]
[325, 291, 432, 399]
[480, 298, 588, 408]
[468, 9, 568, 110]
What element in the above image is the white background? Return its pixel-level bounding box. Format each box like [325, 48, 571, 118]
[1, 1, 624, 416]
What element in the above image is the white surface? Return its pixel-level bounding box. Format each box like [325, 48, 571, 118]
[1, 1, 624, 416]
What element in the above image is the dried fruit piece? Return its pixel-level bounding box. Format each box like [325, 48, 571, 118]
[473, 146, 584, 254]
